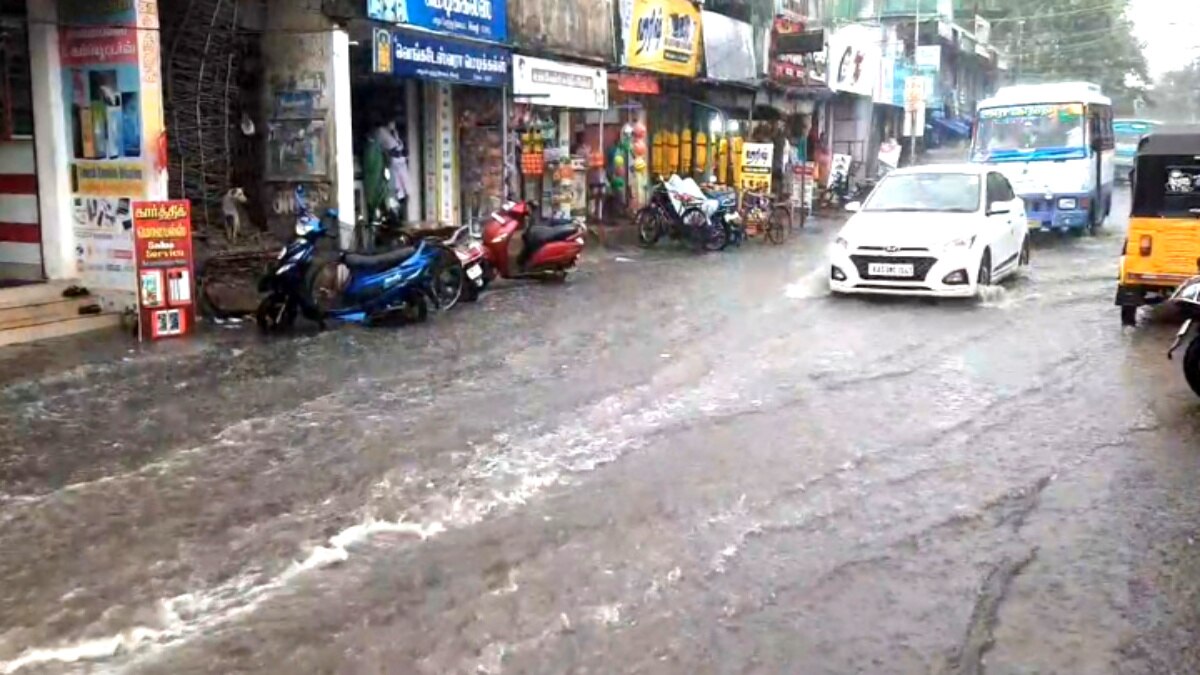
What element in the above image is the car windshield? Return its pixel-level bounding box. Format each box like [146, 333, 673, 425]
[862, 173, 981, 213]
[972, 103, 1086, 160]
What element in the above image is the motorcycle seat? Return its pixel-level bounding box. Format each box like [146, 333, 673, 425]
[343, 246, 416, 271]
[524, 223, 579, 250]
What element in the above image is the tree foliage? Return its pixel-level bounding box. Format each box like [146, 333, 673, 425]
[1147, 59, 1200, 122]
[989, 0, 1150, 112]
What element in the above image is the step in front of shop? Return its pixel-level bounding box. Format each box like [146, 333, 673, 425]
[0, 282, 122, 348]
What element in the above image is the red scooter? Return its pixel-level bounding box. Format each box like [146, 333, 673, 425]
[481, 200, 585, 282]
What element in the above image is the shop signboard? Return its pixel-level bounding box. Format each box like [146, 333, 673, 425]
[769, 15, 825, 88]
[390, 32, 510, 87]
[738, 143, 775, 193]
[616, 72, 661, 94]
[915, 45, 941, 70]
[513, 54, 608, 110]
[623, 0, 702, 78]
[875, 55, 896, 105]
[903, 75, 926, 137]
[827, 23, 882, 98]
[133, 200, 195, 341]
[367, 0, 507, 43]
[701, 11, 756, 82]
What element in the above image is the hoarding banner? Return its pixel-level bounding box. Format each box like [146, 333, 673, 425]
[701, 11, 756, 82]
[133, 200, 195, 341]
[391, 31, 510, 87]
[513, 55, 608, 110]
[623, 0, 702, 78]
[367, 0, 507, 43]
[827, 23, 881, 98]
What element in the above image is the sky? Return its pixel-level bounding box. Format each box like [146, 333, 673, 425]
[1129, 0, 1200, 77]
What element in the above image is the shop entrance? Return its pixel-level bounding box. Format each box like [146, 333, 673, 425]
[0, 0, 42, 284]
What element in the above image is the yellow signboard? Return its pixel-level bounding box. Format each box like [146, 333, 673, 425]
[624, 0, 702, 78]
[738, 142, 774, 193]
[74, 161, 147, 197]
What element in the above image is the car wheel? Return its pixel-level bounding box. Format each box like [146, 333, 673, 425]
[976, 250, 993, 294]
[1184, 336, 1200, 397]
[1019, 237, 1031, 266]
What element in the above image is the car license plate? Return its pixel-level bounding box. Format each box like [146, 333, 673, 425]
[868, 263, 914, 277]
[466, 264, 483, 281]
[1028, 219, 1042, 229]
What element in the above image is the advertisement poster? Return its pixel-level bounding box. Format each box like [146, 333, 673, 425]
[60, 0, 165, 303]
[624, 0, 702, 78]
[701, 11, 756, 82]
[827, 23, 882, 98]
[512, 54, 607, 110]
[739, 143, 775, 193]
[391, 31, 510, 87]
[367, 0, 507, 43]
[133, 201, 195, 341]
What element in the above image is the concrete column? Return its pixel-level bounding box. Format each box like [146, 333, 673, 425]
[404, 80, 422, 224]
[262, 0, 353, 246]
[27, 0, 73, 281]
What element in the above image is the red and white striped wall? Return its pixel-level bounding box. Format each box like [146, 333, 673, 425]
[0, 140, 42, 281]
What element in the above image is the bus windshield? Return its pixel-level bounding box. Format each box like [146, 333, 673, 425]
[972, 104, 1087, 162]
[1115, 121, 1155, 149]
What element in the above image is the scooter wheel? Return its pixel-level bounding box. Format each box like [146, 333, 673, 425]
[1184, 337, 1200, 397]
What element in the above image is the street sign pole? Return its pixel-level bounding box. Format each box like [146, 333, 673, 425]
[911, 3, 920, 165]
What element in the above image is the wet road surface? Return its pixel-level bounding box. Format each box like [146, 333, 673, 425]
[3, 189, 1200, 674]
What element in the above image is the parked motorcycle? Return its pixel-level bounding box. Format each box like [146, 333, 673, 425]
[638, 176, 728, 252]
[481, 200, 585, 282]
[1166, 272, 1200, 397]
[442, 225, 490, 301]
[256, 187, 447, 332]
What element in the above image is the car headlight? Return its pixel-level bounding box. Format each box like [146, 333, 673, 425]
[1057, 197, 1077, 210]
[943, 236, 976, 253]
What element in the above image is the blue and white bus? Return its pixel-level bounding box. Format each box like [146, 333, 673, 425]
[971, 82, 1115, 234]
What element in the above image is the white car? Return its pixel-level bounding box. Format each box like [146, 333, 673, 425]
[828, 164, 1030, 298]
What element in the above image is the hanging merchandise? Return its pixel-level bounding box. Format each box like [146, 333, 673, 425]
[680, 128, 693, 175]
[695, 131, 708, 176]
[651, 130, 664, 176]
[716, 137, 729, 184]
[731, 135, 744, 187]
[666, 130, 680, 175]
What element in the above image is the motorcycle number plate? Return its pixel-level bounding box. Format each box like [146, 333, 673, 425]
[466, 264, 483, 281]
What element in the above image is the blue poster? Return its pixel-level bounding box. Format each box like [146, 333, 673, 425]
[391, 32, 510, 87]
[367, 0, 508, 43]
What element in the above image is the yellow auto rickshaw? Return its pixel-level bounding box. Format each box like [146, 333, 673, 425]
[1116, 127, 1200, 326]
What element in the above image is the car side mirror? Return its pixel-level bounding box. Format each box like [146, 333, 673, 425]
[845, 201, 862, 213]
[988, 202, 1011, 215]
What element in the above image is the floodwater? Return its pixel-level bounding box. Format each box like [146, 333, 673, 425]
[2, 189, 1199, 674]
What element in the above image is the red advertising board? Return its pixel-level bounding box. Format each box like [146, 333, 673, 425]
[132, 200, 195, 341]
[615, 73, 661, 95]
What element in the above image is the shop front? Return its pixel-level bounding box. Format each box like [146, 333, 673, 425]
[511, 54, 607, 222]
[615, 0, 703, 212]
[764, 11, 829, 205]
[359, 0, 510, 237]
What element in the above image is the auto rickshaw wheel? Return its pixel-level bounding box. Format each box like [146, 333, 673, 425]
[1121, 305, 1138, 327]
[1184, 336, 1200, 397]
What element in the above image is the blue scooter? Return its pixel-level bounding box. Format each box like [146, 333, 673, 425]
[256, 187, 445, 332]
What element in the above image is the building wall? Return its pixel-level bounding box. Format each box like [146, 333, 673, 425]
[0, 140, 41, 280]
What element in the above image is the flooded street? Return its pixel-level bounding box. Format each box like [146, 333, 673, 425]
[3, 189, 1200, 674]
